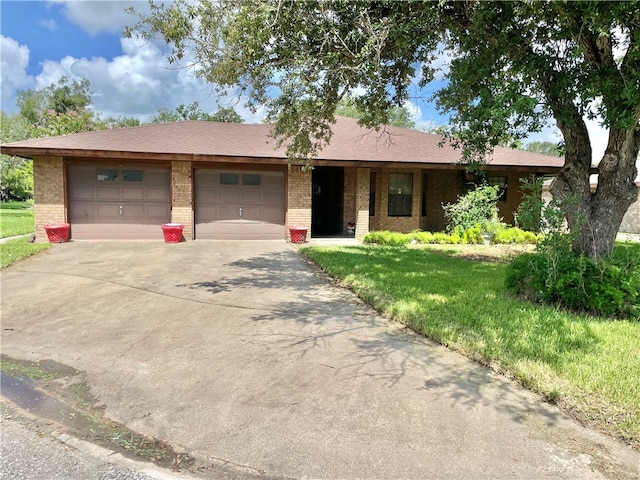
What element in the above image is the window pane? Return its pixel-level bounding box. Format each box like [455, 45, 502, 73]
[123, 170, 143, 182]
[220, 173, 239, 185]
[421, 173, 428, 216]
[97, 169, 118, 181]
[388, 173, 413, 216]
[488, 176, 508, 201]
[369, 172, 376, 217]
[242, 174, 261, 186]
[388, 173, 413, 195]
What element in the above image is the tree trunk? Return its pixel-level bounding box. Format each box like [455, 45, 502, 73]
[551, 124, 639, 260]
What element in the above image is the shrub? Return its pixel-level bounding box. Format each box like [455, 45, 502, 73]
[515, 175, 544, 233]
[506, 246, 640, 319]
[364, 228, 538, 246]
[442, 184, 501, 234]
[494, 227, 541, 245]
[363, 230, 410, 246]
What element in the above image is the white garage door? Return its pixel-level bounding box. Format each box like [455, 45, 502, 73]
[195, 169, 285, 240]
[68, 165, 171, 240]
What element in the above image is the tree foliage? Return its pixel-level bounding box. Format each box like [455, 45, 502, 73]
[524, 141, 563, 157]
[149, 102, 243, 123]
[17, 77, 92, 128]
[335, 97, 415, 129]
[127, 0, 640, 259]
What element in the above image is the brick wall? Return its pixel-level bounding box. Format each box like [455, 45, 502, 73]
[171, 161, 194, 240]
[343, 167, 357, 232]
[370, 168, 422, 232]
[423, 170, 462, 232]
[355, 168, 370, 239]
[33, 156, 65, 242]
[287, 166, 312, 240]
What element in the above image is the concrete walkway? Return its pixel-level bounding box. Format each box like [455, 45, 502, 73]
[1, 240, 638, 479]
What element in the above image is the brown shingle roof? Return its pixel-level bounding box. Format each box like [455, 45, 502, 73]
[0, 116, 564, 170]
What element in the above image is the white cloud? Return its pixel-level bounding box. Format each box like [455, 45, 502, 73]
[0, 36, 34, 112]
[40, 19, 59, 32]
[21, 35, 263, 123]
[48, 0, 149, 36]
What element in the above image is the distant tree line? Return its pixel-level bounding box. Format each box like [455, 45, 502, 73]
[0, 77, 244, 200]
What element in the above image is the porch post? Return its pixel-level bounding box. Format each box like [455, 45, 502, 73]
[287, 166, 312, 240]
[33, 156, 65, 242]
[355, 168, 370, 240]
[171, 161, 193, 240]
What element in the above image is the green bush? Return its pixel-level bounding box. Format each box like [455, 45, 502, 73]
[443, 184, 500, 234]
[494, 227, 542, 244]
[363, 230, 410, 246]
[506, 247, 640, 319]
[364, 228, 539, 246]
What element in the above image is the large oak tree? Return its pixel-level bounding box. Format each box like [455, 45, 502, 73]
[127, 0, 640, 259]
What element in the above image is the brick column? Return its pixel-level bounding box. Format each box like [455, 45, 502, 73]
[355, 168, 371, 240]
[287, 166, 312, 240]
[171, 161, 193, 240]
[33, 156, 65, 242]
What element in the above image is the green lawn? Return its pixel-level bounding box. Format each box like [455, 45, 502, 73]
[301, 243, 640, 449]
[0, 201, 50, 268]
[0, 236, 51, 269]
[0, 201, 35, 238]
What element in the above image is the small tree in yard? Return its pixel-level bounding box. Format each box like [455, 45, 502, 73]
[443, 184, 501, 235]
[127, 0, 639, 260]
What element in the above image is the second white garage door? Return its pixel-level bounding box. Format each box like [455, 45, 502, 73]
[195, 169, 285, 240]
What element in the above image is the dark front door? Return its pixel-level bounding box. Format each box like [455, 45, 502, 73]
[312, 167, 344, 236]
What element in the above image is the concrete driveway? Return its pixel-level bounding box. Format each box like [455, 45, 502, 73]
[1, 240, 638, 479]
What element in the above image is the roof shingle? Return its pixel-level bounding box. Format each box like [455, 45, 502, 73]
[0, 116, 564, 170]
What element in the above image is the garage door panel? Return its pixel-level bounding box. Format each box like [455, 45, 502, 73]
[69, 202, 97, 219]
[68, 165, 170, 240]
[145, 169, 170, 184]
[70, 186, 96, 201]
[218, 205, 242, 220]
[263, 174, 284, 188]
[263, 206, 285, 223]
[96, 203, 121, 218]
[147, 204, 171, 218]
[195, 169, 285, 240]
[147, 187, 171, 201]
[264, 191, 284, 205]
[122, 188, 145, 201]
[219, 190, 240, 203]
[96, 186, 120, 201]
[241, 191, 262, 203]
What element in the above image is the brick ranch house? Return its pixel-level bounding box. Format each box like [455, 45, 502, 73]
[0, 116, 565, 242]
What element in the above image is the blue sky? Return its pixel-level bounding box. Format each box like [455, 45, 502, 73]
[1, 1, 610, 159]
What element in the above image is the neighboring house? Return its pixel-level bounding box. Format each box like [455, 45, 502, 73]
[0, 117, 564, 242]
[542, 160, 640, 235]
[591, 161, 640, 234]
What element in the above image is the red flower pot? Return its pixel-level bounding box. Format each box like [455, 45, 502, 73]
[44, 223, 70, 243]
[161, 223, 184, 243]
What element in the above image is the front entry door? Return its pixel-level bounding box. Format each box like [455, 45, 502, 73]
[312, 167, 344, 236]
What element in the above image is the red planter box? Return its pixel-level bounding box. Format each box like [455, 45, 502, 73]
[44, 223, 70, 243]
[289, 226, 308, 244]
[161, 223, 184, 243]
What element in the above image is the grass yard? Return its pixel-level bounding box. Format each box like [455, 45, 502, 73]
[301, 242, 640, 449]
[0, 201, 35, 238]
[0, 201, 50, 268]
[0, 236, 51, 269]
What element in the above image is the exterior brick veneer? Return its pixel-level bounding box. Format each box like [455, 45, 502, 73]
[33, 156, 65, 242]
[171, 161, 194, 239]
[287, 166, 312, 240]
[355, 168, 370, 239]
